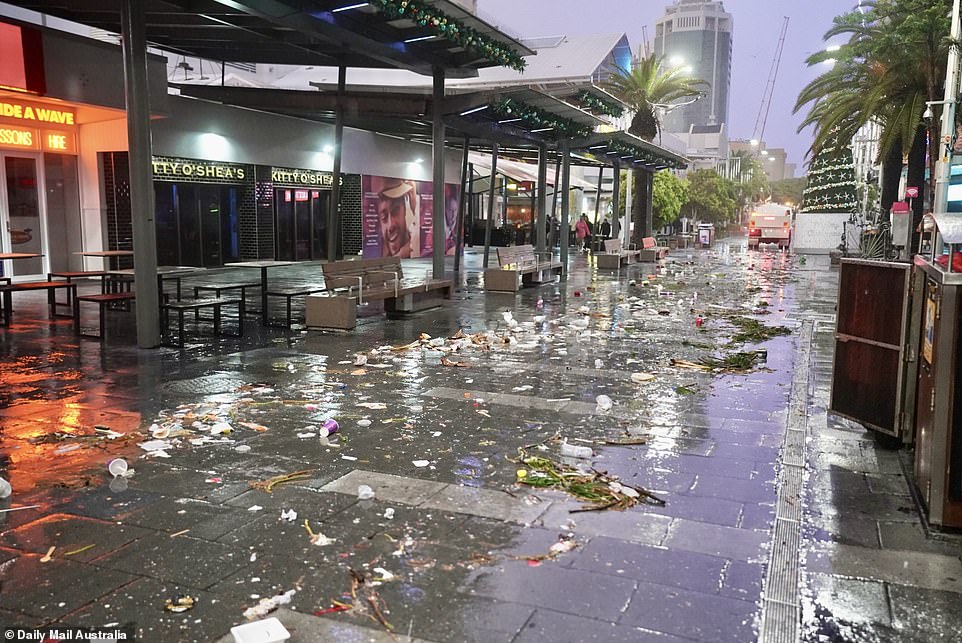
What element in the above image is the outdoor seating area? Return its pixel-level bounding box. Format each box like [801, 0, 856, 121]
[160, 296, 245, 347]
[483, 244, 563, 292]
[595, 238, 642, 269]
[640, 236, 671, 262]
[306, 256, 452, 330]
[0, 280, 79, 329]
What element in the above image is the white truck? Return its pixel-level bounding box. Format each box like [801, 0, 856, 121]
[748, 203, 793, 249]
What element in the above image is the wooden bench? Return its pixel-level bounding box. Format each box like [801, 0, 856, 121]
[77, 292, 136, 340]
[0, 281, 79, 329]
[161, 297, 244, 346]
[639, 236, 670, 262]
[483, 245, 562, 292]
[306, 256, 452, 330]
[192, 281, 262, 315]
[595, 239, 642, 269]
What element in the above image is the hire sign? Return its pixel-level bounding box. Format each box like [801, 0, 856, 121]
[0, 98, 77, 154]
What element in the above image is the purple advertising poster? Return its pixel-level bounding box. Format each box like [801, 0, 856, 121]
[362, 175, 459, 259]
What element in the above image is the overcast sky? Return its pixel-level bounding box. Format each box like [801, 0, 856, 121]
[478, 0, 854, 172]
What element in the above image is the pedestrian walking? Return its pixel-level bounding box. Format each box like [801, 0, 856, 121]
[575, 214, 591, 252]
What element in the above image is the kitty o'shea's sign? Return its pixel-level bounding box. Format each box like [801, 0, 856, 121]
[0, 98, 77, 154]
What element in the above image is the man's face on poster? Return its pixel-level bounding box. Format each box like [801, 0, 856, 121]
[379, 196, 410, 256]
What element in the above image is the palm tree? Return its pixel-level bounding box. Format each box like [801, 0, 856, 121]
[605, 55, 708, 141]
[794, 0, 951, 222]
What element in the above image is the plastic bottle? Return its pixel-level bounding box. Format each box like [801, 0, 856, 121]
[0, 477, 11, 499]
[319, 419, 339, 437]
[560, 440, 593, 459]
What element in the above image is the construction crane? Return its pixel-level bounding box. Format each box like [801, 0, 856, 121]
[641, 25, 651, 58]
[751, 17, 790, 145]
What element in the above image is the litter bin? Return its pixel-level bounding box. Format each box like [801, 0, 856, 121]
[912, 212, 962, 529]
[697, 223, 715, 248]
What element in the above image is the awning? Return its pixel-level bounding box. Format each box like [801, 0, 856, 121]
[468, 153, 597, 190]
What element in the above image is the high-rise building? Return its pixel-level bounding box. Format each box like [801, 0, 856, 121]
[653, 0, 733, 134]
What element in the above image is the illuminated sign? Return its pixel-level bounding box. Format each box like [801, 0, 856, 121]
[152, 157, 248, 181]
[271, 166, 340, 187]
[0, 99, 75, 126]
[0, 23, 45, 94]
[0, 123, 75, 154]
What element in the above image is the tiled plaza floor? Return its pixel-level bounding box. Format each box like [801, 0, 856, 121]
[0, 240, 959, 642]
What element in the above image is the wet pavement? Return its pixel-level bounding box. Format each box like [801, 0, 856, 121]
[0, 241, 959, 642]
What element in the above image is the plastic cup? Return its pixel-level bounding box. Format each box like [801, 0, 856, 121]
[107, 458, 128, 478]
[357, 485, 375, 500]
[0, 477, 11, 499]
[319, 419, 339, 437]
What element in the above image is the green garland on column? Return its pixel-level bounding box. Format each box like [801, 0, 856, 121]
[576, 90, 624, 118]
[801, 133, 858, 213]
[369, 0, 527, 71]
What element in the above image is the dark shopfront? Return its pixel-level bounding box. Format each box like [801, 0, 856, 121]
[102, 153, 363, 265]
[151, 157, 250, 267]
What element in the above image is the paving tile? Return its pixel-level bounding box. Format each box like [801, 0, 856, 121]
[620, 581, 758, 642]
[513, 609, 688, 643]
[460, 563, 637, 622]
[805, 572, 892, 627]
[805, 543, 962, 594]
[538, 503, 672, 547]
[419, 484, 551, 524]
[94, 533, 250, 590]
[664, 519, 769, 562]
[689, 473, 776, 504]
[656, 493, 743, 526]
[62, 576, 238, 643]
[113, 496, 238, 534]
[211, 608, 439, 643]
[739, 502, 776, 530]
[0, 549, 138, 621]
[320, 469, 447, 506]
[877, 521, 962, 556]
[0, 513, 153, 562]
[889, 584, 962, 636]
[569, 537, 727, 594]
[719, 560, 765, 600]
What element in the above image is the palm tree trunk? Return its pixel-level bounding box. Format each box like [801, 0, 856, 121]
[880, 140, 902, 214]
[906, 124, 927, 250]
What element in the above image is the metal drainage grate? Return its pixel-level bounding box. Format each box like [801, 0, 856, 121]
[758, 320, 813, 643]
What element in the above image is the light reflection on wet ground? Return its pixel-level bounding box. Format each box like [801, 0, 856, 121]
[0, 241, 955, 641]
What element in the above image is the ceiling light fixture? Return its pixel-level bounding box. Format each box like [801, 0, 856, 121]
[332, 2, 369, 12]
[459, 105, 488, 116]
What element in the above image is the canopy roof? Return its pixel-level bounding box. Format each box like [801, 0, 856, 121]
[7, 0, 533, 77]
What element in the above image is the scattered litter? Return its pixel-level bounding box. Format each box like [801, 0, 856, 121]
[231, 617, 290, 643]
[0, 505, 39, 514]
[0, 477, 10, 499]
[357, 402, 387, 410]
[296, 431, 317, 439]
[210, 422, 233, 435]
[304, 520, 335, 546]
[595, 395, 613, 412]
[235, 445, 252, 453]
[170, 529, 190, 538]
[319, 419, 339, 437]
[559, 440, 593, 459]
[383, 508, 395, 520]
[630, 372, 656, 383]
[341, 455, 358, 461]
[250, 470, 312, 493]
[512, 385, 533, 392]
[63, 544, 95, 556]
[164, 595, 196, 613]
[242, 589, 296, 620]
[357, 485, 375, 500]
[248, 505, 263, 512]
[54, 444, 81, 454]
[412, 460, 430, 468]
[107, 458, 128, 478]
[40, 546, 55, 563]
[138, 439, 172, 452]
[280, 509, 297, 522]
[357, 419, 372, 427]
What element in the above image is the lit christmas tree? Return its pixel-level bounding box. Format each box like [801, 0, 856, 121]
[801, 134, 858, 213]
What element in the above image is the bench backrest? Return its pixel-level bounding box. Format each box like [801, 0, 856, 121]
[642, 237, 657, 250]
[603, 239, 624, 254]
[322, 257, 403, 290]
[496, 245, 537, 268]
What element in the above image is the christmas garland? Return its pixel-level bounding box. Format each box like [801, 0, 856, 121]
[491, 98, 594, 139]
[370, 0, 527, 71]
[603, 139, 686, 169]
[576, 90, 624, 118]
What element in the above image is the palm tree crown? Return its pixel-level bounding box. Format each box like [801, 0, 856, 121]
[605, 55, 708, 141]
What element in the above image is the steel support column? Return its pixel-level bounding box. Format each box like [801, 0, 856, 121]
[536, 144, 548, 253]
[483, 144, 499, 268]
[560, 140, 571, 279]
[328, 63, 346, 261]
[611, 161, 621, 240]
[432, 67, 446, 280]
[120, 0, 159, 348]
[454, 137, 470, 273]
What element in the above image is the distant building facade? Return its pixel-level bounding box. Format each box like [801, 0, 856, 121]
[653, 0, 733, 134]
